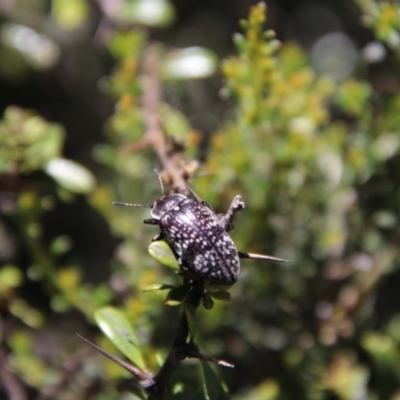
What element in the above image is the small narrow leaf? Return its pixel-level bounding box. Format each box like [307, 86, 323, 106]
[185, 303, 197, 340]
[142, 283, 175, 292]
[204, 283, 233, 292]
[165, 284, 191, 306]
[148, 241, 179, 269]
[201, 360, 230, 400]
[94, 307, 146, 370]
[209, 290, 231, 302]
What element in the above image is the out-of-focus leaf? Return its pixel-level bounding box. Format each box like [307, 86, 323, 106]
[242, 379, 281, 400]
[106, 0, 175, 27]
[201, 360, 230, 400]
[0, 265, 23, 292]
[94, 307, 146, 370]
[45, 158, 96, 194]
[162, 47, 218, 80]
[58, 267, 81, 290]
[49, 235, 72, 255]
[0, 107, 65, 174]
[52, 0, 89, 30]
[160, 103, 193, 141]
[148, 240, 179, 269]
[109, 31, 146, 60]
[362, 331, 400, 368]
[321, 352, 369, 399]
[335, 79, 371, 116]
[0, 23, 60, 69]
[9, 299, 44, 328]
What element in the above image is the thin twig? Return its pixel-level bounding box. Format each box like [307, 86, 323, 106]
[121, 44, 189, 193]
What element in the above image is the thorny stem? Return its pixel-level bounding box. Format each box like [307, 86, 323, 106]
[113, 45, 226, 399]
[77, 284, 221, 399]
[146, 284, 203, 400]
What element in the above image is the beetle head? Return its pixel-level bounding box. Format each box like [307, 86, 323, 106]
[150, 194, 186, 219]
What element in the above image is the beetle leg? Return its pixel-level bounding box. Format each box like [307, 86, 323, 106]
[152, 232, 164, 242]
[144, 218, 160, 225]
[238, 251, 289, 263]
[218, 195, 245, 231]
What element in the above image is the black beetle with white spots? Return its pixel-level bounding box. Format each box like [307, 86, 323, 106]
[113, 170, 288, 286]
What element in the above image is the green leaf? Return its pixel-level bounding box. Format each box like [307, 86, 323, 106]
[209, 290, 231, 302]
[0, 265, 23, 291]
[148, 241, 179, 269]
[142, 283, 175, 292]
[109, 31, 145, 60]
[165, 284, 191, 306]
[50, 235, 72, 256]
[201, 360, 230, 400]
[52, 0, 89, 31]
[94, 307, 146, 370]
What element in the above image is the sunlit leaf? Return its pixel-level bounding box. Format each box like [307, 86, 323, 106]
[45, 158, 96, 194]
[148, 241, 179, 269]
[94, 307, 146, 370]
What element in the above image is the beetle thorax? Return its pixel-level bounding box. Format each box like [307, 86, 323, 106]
[150, 194, 187, 219]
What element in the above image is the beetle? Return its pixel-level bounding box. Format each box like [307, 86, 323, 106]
[113, 170, 288, 285]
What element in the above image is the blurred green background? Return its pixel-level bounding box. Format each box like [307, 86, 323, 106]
[1, 0, 400, 399]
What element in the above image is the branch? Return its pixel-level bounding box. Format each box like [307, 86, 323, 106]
[118, 44, 190, 193]
[146, 283, 204, 400]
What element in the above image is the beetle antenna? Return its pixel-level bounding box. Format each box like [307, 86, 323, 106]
[153, 169, 164, 196]
[113, 202, 151, 208]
